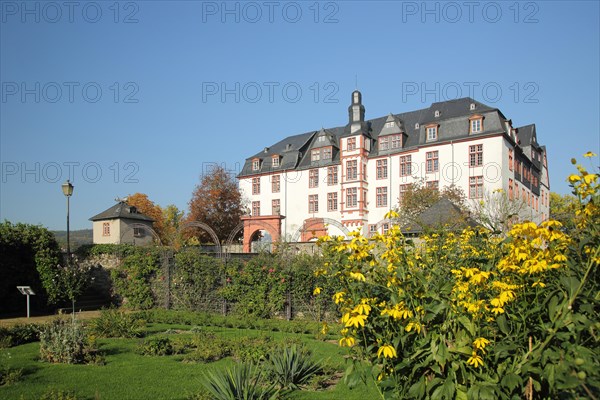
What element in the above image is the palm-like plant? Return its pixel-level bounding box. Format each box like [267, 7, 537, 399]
[202, 363, 278, 400]
[267, 345, 322, 390]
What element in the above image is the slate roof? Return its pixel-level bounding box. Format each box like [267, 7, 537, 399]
[401, 198, 478, 234]
[516, 124, 539, 148]
[89, 202, 154, 222]
[238, 95, 543, 178]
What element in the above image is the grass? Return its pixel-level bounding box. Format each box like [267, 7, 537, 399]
[0, 318, 378, 399]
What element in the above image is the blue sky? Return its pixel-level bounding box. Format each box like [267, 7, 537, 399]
[1, 0, 599, 230]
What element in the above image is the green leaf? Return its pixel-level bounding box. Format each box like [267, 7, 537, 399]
[457, 316, 476, 336]
[501, 373, 522, 392]
[560, 276, 581, 299]
[496, 314, 510, 335]
[456, 384, 468, 400]
[407, 378, 426, 399]
[431, 377, 456, 399]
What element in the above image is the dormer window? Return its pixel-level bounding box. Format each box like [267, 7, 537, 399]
[470, 103, 476, 111]
[385, 121, 395, 128]
[311, 149, 321, 162]
[379, 134, 402, 151]
[323, 147, 332, 159]
[272, 156, 280, 168]
[469, 115, 483, 134]
[252, 159, 260, 171]
[318, 136, 326, 143]
[379, 136, 389, 151]
[415, 123, 420, 130]
[426, 125, 438, 141]
[434, 110, 440, 118]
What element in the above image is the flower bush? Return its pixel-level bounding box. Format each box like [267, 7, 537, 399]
[317, 154, 599, 399]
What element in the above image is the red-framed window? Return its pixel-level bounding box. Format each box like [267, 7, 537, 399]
[469, 176, 484, 199]
[426, 151, 439, 173]
[252, 177, 260, 195]
[346, 187, 357, 207]
[327, 166, 338, 185]
[309, 169, 319, 188]
[376, 187, 388, 207]
[469, 144, 483, 167]
[327, 192, 338, 211]
[376, 159, 388, 179]
[308, 194, 319, 213]
[252, 201, 260, 216]
[346, 160, 358, 180]
[271, 175, 280, 193]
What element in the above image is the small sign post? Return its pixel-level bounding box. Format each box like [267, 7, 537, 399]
[17, 286, 35, 318]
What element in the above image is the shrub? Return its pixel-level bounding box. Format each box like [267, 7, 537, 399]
[137, 337, 173, 356]
[0, 323, 41, 348]
[0, 222, 62, 312]
[180, 332, 231, 363]
[87, 309, 145, 338]
[39, 318, 98, 364]
[231, 335, 275, 364]
[267, 345, 322, 390]
[202, 363, 279, 400]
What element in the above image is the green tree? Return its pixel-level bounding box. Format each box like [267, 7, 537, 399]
[396, 180, 468, 228]
[162, 204, 184, 247]
[0, 221, 66, 312]
[549, 192, 578, 232]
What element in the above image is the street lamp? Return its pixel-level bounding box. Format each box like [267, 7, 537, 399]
[62, 180, 74, 257]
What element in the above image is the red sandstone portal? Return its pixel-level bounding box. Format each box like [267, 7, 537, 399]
[300, 218, 327, 242]
[241, 215, 285, 253]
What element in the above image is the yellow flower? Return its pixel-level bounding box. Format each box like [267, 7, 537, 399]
[344, 314, 367, 328]
[353, 303, 371, 315]
[583, 151, 597, 158]
[384, 210, 399, 219]
[349, 271, 366, 281]
[333, 292, 345, 304]
[491, 306, 505, 315]
[467, 351, 484, 368]
[339, 336, 356, 347]
[473, 337, 490, 351]
[405, 321, 421, 334]
[568, 174, 581, 183]
[377, 344, 397, 359]
[532, 281, 546, 288]
[583, 173, 597, 185]
[313, 287, 322, 295]
[320, 322, 329, 335]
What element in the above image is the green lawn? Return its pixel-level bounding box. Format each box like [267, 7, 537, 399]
[0, 321, 378, 400]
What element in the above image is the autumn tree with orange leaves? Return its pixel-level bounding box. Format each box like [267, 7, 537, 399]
[186, 166, 245, 244]
[126, 193, 167, 243]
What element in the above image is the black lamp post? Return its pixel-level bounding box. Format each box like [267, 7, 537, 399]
[62, 180, 74, 257]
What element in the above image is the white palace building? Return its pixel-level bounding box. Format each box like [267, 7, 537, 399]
[237, 90, 549, 251]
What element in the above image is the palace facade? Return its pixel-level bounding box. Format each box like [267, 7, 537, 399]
[238, 91, 549, 247]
